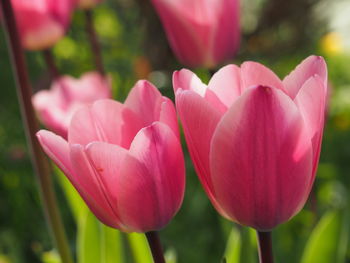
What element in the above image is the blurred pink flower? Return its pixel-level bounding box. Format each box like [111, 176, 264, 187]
[33, 71, 111, 139]
[173, 55, 328, 230]
[37, 80, 185, 232]
[10, 0, 75, 50]
[76, 0, 103, 9]
[151, 0, 240, 68]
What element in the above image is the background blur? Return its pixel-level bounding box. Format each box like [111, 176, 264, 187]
[1, 0, 350, 262]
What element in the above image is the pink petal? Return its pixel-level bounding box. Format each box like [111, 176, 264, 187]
[84, 142, 136, 231]
[241, 62, 284, 92]
[175, 89, 228, 217]
[159, 97, 180, 138]
[70, 144, 124, 229]
[124, 80, 163, 126]
[173, 69, 227, 113]
[33, 91, 68, 138]
[210, 86, 313, 230]
[59, 72, 111, 103]
[86, 123, 185, 232]
[211, 0, 240, 65]
[68, 99, 142, 148]
[294, 76, 327, 187]
[283, 55, 327, 99]
[37, 130, 121, 228]
[36, 130, 72, 176]
[207, 64, 241, 108]
[150, 0, 209, 67]
[128, 122, 185, 228]
[173, 69, 207, 96]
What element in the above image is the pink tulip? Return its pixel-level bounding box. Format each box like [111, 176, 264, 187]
[33, 71, 111, 139]
[37, 80, 185, 232]
[150, 0, 240, 68]
[10, 0, 75, 50]
[76, 0, 103, 9]
[173, 55, 327, 230]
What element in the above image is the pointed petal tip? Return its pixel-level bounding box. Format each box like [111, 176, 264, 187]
[134, 79, 157, 90]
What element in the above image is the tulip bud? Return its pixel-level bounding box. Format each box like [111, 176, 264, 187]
[173, 56, 327, 230]
[9, 0, 75, 50]
[37, 80, 185, 232]
[33, 72, 111, 139]
[151, 0, 240, 68]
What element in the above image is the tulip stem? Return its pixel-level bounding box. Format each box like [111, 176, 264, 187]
[0, 1, 73, 263]
[145, 231, 166, 263]
[84, 9, 105, 75]
[42, 49, 60, 80]
[257, 231, 274, 263]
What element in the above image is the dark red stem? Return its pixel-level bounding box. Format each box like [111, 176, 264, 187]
[42, 49, 60, 79]
[85, 9, 105, 75]
[146, 231, 166, 263]
[257, 231, 274, 263]
[0, 1, 72, 262]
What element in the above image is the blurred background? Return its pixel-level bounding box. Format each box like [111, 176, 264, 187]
[1, 0, 350, 262]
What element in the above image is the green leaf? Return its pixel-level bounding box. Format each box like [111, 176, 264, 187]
[54, 165, 87, 221]
[101, 225, 125, 263]
[224, 226, 241, 263]
[240, 227, 257, 263]
[300, 210, 347, 263]
[223, 226, 257, 263]
[77, 211, 101, 263]
[126, 233, 153, 263]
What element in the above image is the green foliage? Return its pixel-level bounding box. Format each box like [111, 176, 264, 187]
[126, 233, 153, 263]
[78, 212, 102, 263]
[224, 227, 241, 263]
[100, 225, 125, 263]
[300, 210, 349, 263]
[224, 226, 257, 263]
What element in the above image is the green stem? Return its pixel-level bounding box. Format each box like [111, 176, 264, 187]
[0, 1, 73, 263]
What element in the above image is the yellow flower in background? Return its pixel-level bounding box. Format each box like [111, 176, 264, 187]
[320, 32, 344, 56]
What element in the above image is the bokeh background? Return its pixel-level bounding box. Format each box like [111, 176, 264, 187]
[1, 0, 350, 262]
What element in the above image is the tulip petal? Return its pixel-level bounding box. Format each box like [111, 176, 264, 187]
[175, 89, 228, 217]
[294, 76, 327, 186]
[241, 62, 284, 92]
[86, 122, 185, 232]
[283, 56, 327, 99]
[68, 100, 121, 145]
[211, 0, 240, 65]
[58, 72, 111, 103]
[68, 99, 141, 148]
[173, 69, 227, 113]
[36, 130, 72, 176]
[37, 130, 121, 228]
[150, 0, 208, 67]
[210, 86, 313, 230]
[70, 144, 124, 229]
[124, 80, 163, 126]
[159, 97, 180, 138]
[129, 122, 185, 224]
[208, 64, 241, 108]
[33, 92, 68, 138]
[173, 69, 207, 96]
